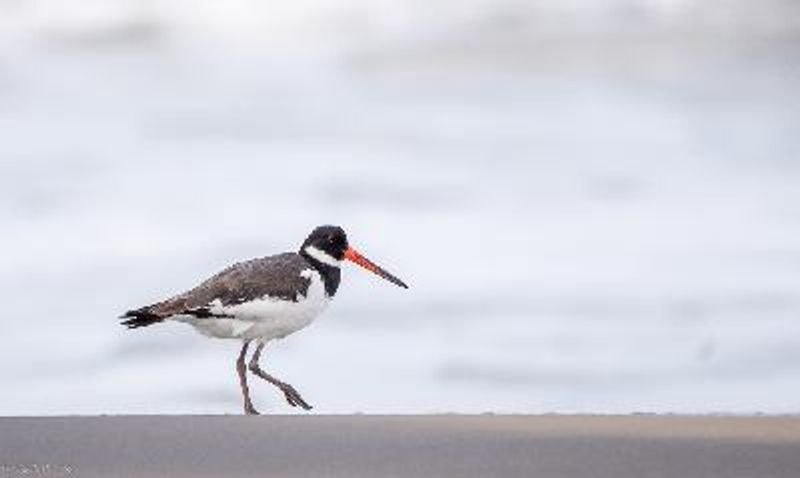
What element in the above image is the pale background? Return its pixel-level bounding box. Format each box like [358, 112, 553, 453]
[1, 0, 799, 414]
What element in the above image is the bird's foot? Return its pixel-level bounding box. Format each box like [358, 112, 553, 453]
[249, 364, 313, 410]
[244, 402, 260, 415]
[278, 383, 313, 410]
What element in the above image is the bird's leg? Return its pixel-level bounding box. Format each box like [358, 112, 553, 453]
[248, 342, 313, 410]
[237, 341, 259, 415]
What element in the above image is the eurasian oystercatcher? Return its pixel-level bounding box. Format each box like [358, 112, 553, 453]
[120, 225, 408, 414]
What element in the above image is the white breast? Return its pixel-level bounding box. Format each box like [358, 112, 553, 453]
[176, 269, 331, 341]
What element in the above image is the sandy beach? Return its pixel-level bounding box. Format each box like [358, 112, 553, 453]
[1, 415, 798, 477]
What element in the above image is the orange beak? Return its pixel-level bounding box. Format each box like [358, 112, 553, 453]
[344, 247, 409, 289]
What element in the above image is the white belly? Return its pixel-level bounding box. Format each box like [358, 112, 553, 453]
[175, 269, 331, 341]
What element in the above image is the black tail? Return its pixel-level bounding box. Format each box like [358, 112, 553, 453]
[120, 309, 164, 329]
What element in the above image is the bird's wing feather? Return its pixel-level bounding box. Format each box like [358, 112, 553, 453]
[141, 253, 312, 318]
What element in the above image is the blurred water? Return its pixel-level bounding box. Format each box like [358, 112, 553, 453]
[1, 1, 800, 414]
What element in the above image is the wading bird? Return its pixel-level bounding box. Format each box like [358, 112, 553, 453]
[120, 225, 408, 414]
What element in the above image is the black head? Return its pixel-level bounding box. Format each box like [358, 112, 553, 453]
[299, 225, 408, 289]
[300, 225, 349, 263]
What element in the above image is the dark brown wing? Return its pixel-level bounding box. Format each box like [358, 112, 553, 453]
[120, 252, 312, 328]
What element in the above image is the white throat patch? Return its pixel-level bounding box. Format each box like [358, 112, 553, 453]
[304, 245, 341, 267]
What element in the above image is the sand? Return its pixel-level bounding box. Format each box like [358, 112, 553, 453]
[1, 415, 798, 477]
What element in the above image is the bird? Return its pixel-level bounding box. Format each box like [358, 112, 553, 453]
[119, 225, 408, 414]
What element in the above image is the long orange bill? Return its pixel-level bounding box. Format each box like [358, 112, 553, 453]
[344, 247, 409, 289]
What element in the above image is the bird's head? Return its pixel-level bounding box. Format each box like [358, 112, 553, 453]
[300, 225, 408, 289]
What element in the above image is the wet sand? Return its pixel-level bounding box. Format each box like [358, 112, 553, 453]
[1, 415, 798, 477]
